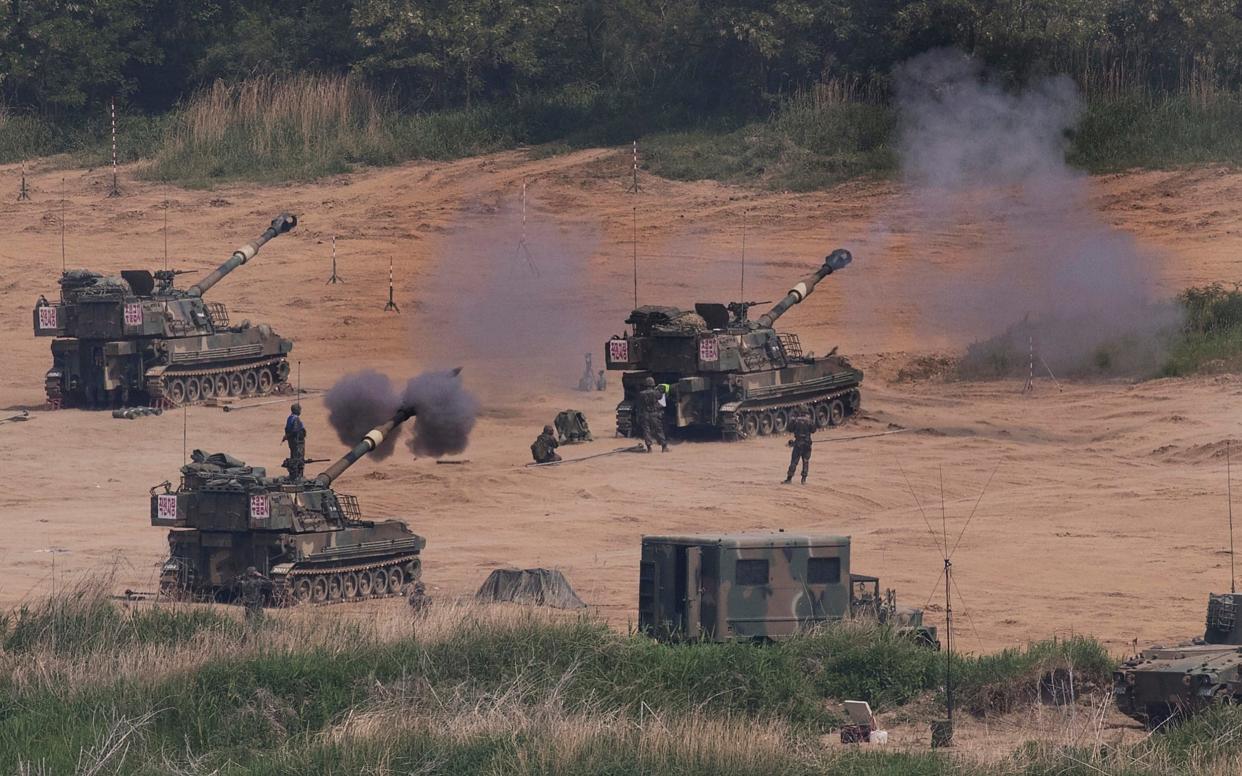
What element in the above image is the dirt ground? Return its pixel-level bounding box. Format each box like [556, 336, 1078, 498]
[2, 151, 1241, 671]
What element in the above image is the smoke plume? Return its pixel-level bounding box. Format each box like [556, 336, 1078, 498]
[884, 50, 1176, 374]
[323, 368, 478, 459]
[401, 369, 480, 457]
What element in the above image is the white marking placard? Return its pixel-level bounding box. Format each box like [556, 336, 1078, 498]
[608, 339, 629, 363]
[699, 337, 719, 362]
[124, 303, 143, 327]
[249, 495, 270, 521]
[37, 306, 58, 329]
[156, 494, 177, 520]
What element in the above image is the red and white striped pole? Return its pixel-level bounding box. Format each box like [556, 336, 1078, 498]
[17, 159, 30, 201]
[627, 140, 640, 193]
[107, 97, 120, 197]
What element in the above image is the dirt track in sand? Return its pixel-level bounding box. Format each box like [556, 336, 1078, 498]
[2, 152, 1242, 658]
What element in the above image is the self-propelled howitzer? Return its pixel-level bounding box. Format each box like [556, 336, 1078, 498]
[33, 214, 297, 408]
[604, 249, 862, 440]
[152, 407, 425, 606]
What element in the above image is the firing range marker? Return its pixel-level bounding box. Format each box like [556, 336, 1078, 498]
[326, 235, 343, 284]
[383, 255, 400, 312]
[17, 160, 30, 201]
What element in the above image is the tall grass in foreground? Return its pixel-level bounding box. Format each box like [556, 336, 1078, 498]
[0, 584, 1122, 773]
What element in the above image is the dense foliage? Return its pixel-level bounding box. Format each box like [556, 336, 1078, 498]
[4, 0, 1242, 123]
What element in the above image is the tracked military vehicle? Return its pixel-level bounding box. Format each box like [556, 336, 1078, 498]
[605, 249, 862, 440]
[33, 214, 297, 408]
[639, 532, 936, 645]
[152, 408, 424, 606]
[1114, 592, 1242, 727]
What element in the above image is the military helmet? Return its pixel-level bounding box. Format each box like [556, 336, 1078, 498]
[543, 424, 554, 434]
[291, 403, 302, 415]
[643, 376, 655, 387]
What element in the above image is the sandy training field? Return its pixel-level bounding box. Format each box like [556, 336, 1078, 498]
[2, 151, 1241, 656]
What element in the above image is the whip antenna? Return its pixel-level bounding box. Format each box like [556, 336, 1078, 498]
[1230, 441, 1236, 594]
[60, 178, 66, 271]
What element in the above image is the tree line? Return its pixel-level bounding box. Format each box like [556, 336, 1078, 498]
[3, 0, 1241, 121]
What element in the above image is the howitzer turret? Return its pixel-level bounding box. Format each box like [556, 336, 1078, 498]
[33, 213, 298, 409]
[604, 248, 862, 441]
[186, 213, 297, 297]
[153, 408, 427, 606]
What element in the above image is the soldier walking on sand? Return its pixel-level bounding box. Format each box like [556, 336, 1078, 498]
[783, 405, 814, 485]
[282, 403, 306, 479]
[531, 424, 562, 464]
[638, 376, 669, 453]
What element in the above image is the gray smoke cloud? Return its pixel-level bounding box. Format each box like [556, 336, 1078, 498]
[401, 369, 480, 457]
[323, 369, 401, 459]
[410, 193, 606, 391]
[886, 50, 1176, 373]
[324, 368, 478, 459]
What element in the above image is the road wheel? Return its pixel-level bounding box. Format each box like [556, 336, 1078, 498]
[357, 570, 373, 597]
[404, 560, 420, 581]
[814, 403, 830, 428]
[758, 410, 775, 436]
[343, 572, 359, 599]
[227, 372, 244, 397]
[242, 370, 259, 395]
[828, 399, 845, 426]
[327, 574, 343, 601]
[371, 568, 389, 596]
[293, 578, 312, 604]
[167, 378, 187, 405]
[740, 413, 758, 438]
[773, 408, 790, 434]
[185, 377, 202, 404]
[257, 368, 274, 395]
[311, 576, 328, 603]
[199, 375, 216, 400]
[213, 375, 229, 397]
[388, 565, 405, 593]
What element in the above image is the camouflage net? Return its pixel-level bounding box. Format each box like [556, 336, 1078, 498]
[474, 568, 586, 609]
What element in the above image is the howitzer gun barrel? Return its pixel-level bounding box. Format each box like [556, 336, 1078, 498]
[755, 249, 852, 329]
[315, 407, 415, 486]
[187, 213, 297, 297]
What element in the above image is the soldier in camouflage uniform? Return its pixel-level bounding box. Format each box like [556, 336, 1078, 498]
[638, 376, 669, 453]
[238, 565, 269, 620]
[783, 405, 814, 484]
[531, 424, 562, 463]
[282, 403, 306, 479]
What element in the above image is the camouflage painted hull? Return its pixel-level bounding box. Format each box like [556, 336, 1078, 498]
[1114, 643, 1242, 727]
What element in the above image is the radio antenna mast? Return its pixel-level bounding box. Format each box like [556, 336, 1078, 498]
[740, 209, 747, 300]
[60, 178, 66, 271]
[1229, 441, 1236, 594]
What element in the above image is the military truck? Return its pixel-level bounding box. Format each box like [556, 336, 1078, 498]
[604, 249, 862, 440]
[152, 407, 425, 606]
[33, 214, 297, 408]
[638, 532, 936, 644]
[1114, 592, 1242, 727]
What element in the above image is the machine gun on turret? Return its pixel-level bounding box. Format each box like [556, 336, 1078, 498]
[726, 300, 771, 325]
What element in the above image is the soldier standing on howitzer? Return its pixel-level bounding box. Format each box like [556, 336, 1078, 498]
[638, 376, 669, 453]
[783, 405, 814, 485]
[531, 425, 562, 464]
[282, 403, 306, 479]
